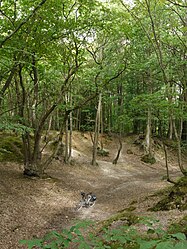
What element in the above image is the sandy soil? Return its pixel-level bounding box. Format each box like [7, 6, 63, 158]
[0, 132, 186, 248]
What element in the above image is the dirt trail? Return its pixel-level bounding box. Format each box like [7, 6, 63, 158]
[0, 133, 186, 248]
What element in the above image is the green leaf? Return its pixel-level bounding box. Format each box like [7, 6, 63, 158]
[174, 241, 187, 249]
[63, 239, 70, 248]
[117, 235, 127, 244]
[78, 241, 90, 249]
[19, 239, 43, 249]
[43, 241, 58, 249]
[139, 240, 159, 249]
[156, 241, 175, 249]
[171, 233, 186, 241]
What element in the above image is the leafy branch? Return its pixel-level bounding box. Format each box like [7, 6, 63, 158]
[0, 0, 48, 48]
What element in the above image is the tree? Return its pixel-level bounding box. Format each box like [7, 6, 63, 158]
[0, 0, 111, 176]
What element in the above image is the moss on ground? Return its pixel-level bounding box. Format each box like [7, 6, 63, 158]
[141, 154, 156, 164]
[100, 210, 139, 230]
[149, 177, 187, 211]
[0, 133, 23, 162]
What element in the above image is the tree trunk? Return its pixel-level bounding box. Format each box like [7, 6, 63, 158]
[31, 54, 39, 129]
[181, 121, 187, 141]
[163, 142, 175, 184]
[113, 80, 123, 164]
[91, 93, 102, 166]
[64, 115, 69, 163]
[0, 65, 17, 107]
[68, 106, 73, 161]
[100, 100, 104, 151]
[173, 120, 187, 176]
[144, 107, 152, 156]
[181, 10, 187, 142]
[113, 135, 122, 165]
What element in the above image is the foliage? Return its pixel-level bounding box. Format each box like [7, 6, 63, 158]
[20, 217, 187, 249]
[0, 118, 32, 135]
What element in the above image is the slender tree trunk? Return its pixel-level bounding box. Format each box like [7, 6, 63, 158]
[113, 80, 123, 164]
[113, 135, 122, 165]
[168, 116, 174, 139]
[68, 111, 72, 160]
[47, 116, 52, 133]
[91, 93, 102, 166]
[100, 99, 104, 151]
[64, 116, 69, 163]
[31, 54, 39, 129]
[163, 142, 175, 184]
[181, 10, 187, 141]
[0, 65, 17, 107]
[181, 86, 187, 141]
[144, 107, 152, 155]
[173, 120, 187, 175]
[64, 91, 73, 163]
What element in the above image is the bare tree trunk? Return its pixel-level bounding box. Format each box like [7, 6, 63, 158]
[68, 89, 73, 161]
[47, 115, 52, 133]
[113, 135, 122, 165]
[64, 115, 69, 163]
[144, 107, 152, 155]
[163, 142, 175, 184]
[64, 90, 73, 163]
[100, 102, 104, 151]
[173, 120, 187, 175]
[169, 116, 174, 140]
[113, 80, 123, 165]
[31, 54, 39, 129]
[68, 109, 73, 161]
[91, 93, 102, 166]
[0, 65, 17, 107]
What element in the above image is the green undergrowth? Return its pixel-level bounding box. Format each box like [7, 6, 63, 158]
[20, 215, 187, 249]
[0, 133, 23, 162]
[149, 177, 187, 211]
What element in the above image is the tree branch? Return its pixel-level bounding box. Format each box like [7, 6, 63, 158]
[0, 0, 48, 48]
[167, 0, 187, 8]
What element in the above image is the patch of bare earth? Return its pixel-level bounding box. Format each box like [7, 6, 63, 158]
[0, 132, 186, 248]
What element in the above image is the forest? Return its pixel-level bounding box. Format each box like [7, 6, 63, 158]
[0, 0, 187, 248]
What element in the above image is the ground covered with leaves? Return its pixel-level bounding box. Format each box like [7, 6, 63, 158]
[0, 132, 186, 248]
